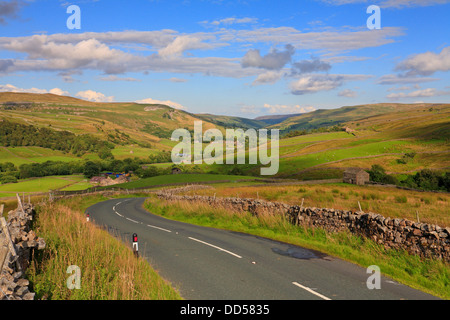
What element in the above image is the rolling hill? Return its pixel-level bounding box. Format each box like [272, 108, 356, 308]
[0, 92, 448, 185]
[268, 103, 446, 133]
[0, 92, 220, 159]
[194, 113, 267, 130]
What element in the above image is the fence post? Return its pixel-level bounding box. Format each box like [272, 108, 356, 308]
[358, 201, 363, 213]
[296, 198, 304, 226]
[0, 217, 19, 271]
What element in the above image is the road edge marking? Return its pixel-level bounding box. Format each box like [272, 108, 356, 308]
[188, 237, 242, 259]
[292, 281, 331, 300]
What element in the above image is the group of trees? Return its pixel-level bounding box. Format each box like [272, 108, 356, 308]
[0, 162, 19, 184]
[0, 119, 114, 157]
[282, 125, 344, 139]
[367, 164, 450, 192]
[0, 157, 154, 183]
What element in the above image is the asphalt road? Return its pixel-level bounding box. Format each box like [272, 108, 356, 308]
[86, 197, 440, 300]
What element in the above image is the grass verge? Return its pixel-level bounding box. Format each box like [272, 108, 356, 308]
[144, 195, 449, 300]
[26, 193, 182, 300]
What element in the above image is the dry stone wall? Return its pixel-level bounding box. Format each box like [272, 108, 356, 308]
[0, 202, 45, 300]
[156, 188, 450, 263]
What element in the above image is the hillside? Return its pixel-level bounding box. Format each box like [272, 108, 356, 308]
[0, 92, 220, 160]
[194, 113, 267, 130]
[0, 93, 448, 186]
[254, 113, 304, 125]
[269, 103, 443, 133]
[272, 103, 450, 180]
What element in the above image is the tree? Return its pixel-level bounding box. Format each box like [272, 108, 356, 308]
[98, 147, 114, 160]
[83, 161, 101, 178]
[367, 165, 386, 183]
[140, 166, 160, 178]
[0, 175, 17, 184]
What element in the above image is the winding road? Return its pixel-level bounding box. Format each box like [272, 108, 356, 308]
[87, 197, 439, 300]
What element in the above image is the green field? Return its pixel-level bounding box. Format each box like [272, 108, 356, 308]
[0, 175, 86, 197]
[0, 146, 83, 166]
[108, 173, 262, 189]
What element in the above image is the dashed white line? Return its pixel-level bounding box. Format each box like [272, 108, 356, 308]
[115, 211, 123, 217]
[292, 281, 331, 300]
[188, 237, 242, 259]
[113, 201, 172, 232]
[126, 217, 139, 224]
[147, 224, 172, 233]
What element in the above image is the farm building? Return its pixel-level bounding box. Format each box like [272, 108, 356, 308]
[343, 168, 370, 185]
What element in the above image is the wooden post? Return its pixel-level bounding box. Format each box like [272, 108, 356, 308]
[416, 210, 420, 223]
[0, 217, 17, 259]
[358, 201, 363, 213]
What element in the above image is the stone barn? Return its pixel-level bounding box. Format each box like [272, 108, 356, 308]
[343, 168, 370, 185]
[171, 167, 182, 175]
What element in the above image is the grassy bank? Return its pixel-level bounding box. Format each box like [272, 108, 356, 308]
[27, 194, 182, 300]
[106, 173, 261, 189]
[184, 183, 450, 227]
[144, 195, 449, 300]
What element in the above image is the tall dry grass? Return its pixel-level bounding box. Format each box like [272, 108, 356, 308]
[144, 195, 450, 300]
[184, 184, 450, 227]
[27, 201, 181, 300]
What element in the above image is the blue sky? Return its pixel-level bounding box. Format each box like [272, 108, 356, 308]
[0, 0, 449, 117]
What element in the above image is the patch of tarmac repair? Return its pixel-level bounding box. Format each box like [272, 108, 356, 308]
[271, 246, 329, 260]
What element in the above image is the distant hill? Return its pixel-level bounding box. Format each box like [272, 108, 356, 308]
[254, 113, 304, 125]
[0, 92, 220, 153]
[194, 113, 267, 130]
[269, 103, 447, 133]
[0, 92, 103, 106]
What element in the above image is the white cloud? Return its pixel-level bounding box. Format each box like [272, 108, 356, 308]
[252, 71, 283, 85]
[135, 98, 186, 110]
[49, 88, 69, 96]
[0, 26, 402, 79]
[76, 90, 114, 102]
[379, 0, 450, 8]
[377, 74, 438, 84]
[291, 57, 332, 75]
[0, 0, 25, 25]
[395, 46, 450, 76]
[263, 104, 316, 114]
[206, 17, 258, 26]
[229, 26, 403, 52]
[290, 74, 371, 95]
[158, 35, 215, 59]
[0, 83, 68, 95]
[318, 0, 450, 8]
[242, 44, 295, 70]
[168, 77, 188, 83]
[99, 75, 140, 82]
[338, 89, 357, 97]
[386, 88, 450, 99]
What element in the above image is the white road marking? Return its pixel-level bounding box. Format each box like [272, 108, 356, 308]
[292, 281, 331, 300]
[188, 237, 242, 259]
[115, 211, 123, 217]
[112, 201, 172, 232]
[126, 217, 139, 224]
[147, 224, 172, 233]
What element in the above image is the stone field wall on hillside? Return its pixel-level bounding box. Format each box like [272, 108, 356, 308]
[156, 187, 450, 262]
